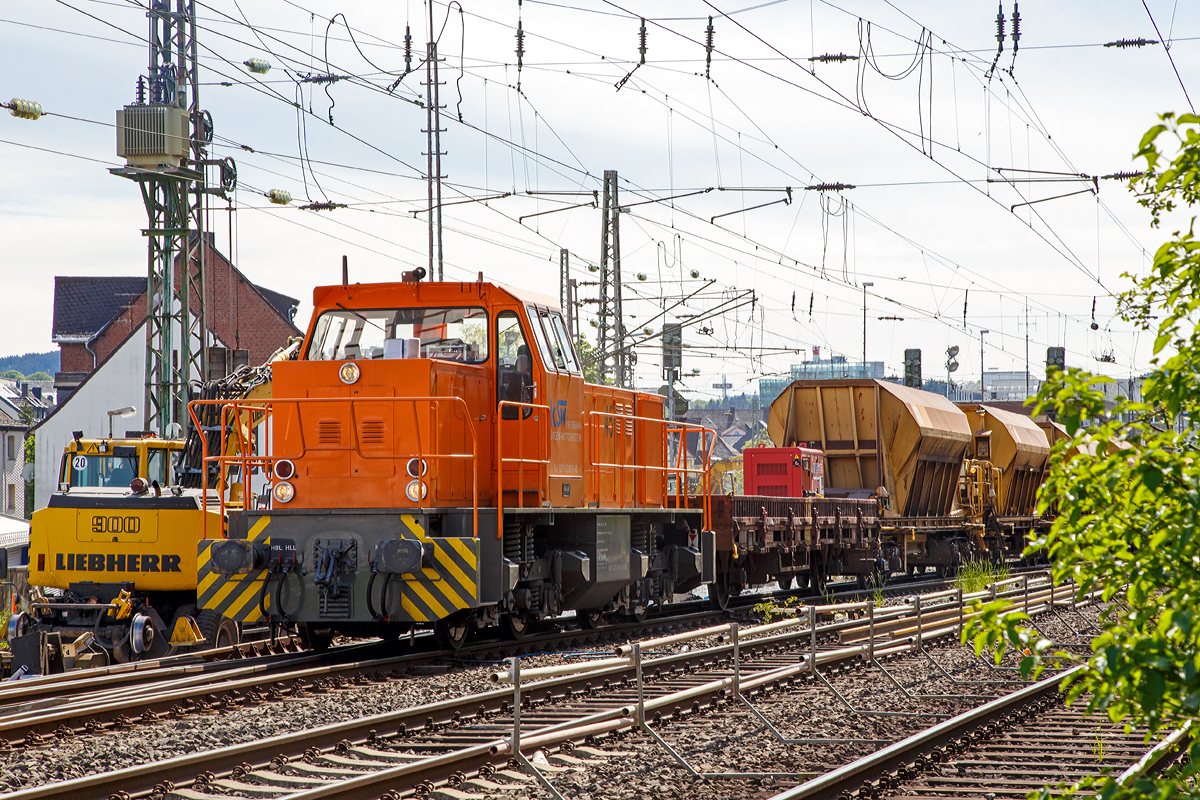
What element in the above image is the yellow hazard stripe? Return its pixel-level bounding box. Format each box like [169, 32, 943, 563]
[400, 592, 425, 620]
[424, 567, 469, 609]
[401, 514, 428, 542]
[433, 542, 476, 600]
[197, 518, 271, 622]
[247, 517, 271, 541]
[409, 580, 448, 618]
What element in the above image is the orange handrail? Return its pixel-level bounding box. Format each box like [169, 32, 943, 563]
[187, 396, 479, 541]
[495, 400, 551, 540]
[584, 409, 715, 531]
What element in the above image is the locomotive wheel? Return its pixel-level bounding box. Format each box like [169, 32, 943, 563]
[298, 622, 335, 652]
[434, 612, 471, 650]
[777, 575, 794, 591]
[197, 609, 239, 650]
[501, 612, 533, 641]
[578, 608, 605, 629]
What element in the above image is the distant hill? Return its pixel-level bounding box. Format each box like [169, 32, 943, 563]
[0, 351, 59, 378]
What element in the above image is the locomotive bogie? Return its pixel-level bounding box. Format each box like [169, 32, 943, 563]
[203, 504, 710, 639]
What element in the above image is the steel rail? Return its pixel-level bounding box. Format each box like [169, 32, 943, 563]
[7, 580, 1096, 799]
[767, 665, 1086, 800]
[0, 569, 1063, 749]
[0, 610, 727, 747]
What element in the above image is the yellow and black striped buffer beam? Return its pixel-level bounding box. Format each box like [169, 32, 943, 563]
[197, 518, 271, 623]
[390, 513, 479, 623]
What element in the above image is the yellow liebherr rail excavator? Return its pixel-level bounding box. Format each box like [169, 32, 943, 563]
[12, 348, 291, 674]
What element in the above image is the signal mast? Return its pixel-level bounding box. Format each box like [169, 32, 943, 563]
[110, 0, 235, 437]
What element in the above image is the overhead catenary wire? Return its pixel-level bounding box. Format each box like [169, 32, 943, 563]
[13, 0, 1155, 380]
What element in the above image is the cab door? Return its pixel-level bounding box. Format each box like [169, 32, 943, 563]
[495, 308, 545, 505]
[527, 306, 585, 507]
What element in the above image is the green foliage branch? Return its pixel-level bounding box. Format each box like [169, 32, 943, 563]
[967, 113, 1200, 799]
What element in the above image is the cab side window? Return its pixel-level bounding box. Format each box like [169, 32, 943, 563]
[147, 448, 168, 486]
[496, 311, 533, 419]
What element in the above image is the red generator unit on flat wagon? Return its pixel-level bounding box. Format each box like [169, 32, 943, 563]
[743, 445, 825, 497]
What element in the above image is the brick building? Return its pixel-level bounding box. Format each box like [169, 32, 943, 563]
[52, 234, 300, 401]
[33, 239, 301, 511]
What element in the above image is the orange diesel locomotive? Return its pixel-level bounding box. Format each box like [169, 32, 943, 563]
[196, 274, 716, 649]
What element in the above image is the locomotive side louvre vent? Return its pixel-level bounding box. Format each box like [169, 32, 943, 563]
[317, 419, 342, 445]
[359, 418, 386, 445]
[761, 485, 788, 496]
[757, 462, 787, 476]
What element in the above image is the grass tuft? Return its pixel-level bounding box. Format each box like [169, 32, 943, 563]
[954, 560, 1010, 594]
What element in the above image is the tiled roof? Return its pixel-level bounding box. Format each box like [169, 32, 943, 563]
[52, 276, 144, 338]
[253, 284, 299, 322]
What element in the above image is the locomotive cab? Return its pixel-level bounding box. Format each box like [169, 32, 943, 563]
[198, 277, 713, 649]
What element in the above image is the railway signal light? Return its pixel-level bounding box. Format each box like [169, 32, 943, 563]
[1046, 346, 1066, 373]
[903, 348, 922, 388]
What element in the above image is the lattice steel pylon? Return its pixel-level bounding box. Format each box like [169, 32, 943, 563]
[111, 0, 215, 438]
[597, 170, 629, 387]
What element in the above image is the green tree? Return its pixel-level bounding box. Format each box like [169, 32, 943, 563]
[575, 336, 603, 384]
[1, 370, 21, 380]
[969, 113, 1200, 799]
[26, 371, 51, 382]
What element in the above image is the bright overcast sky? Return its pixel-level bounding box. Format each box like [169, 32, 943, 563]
[1, 1, 1196, 401]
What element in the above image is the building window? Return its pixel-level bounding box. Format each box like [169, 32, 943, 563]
[4, 435, 12, 461]
[6, 483, 14, 511]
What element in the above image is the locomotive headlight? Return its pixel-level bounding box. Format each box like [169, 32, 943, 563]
[273, 481, 295, 504]
[274, 458, 296, 480]
[405, 479, 427, 502]
[406, 457, 428, 478]
[338, 362, 361, 384]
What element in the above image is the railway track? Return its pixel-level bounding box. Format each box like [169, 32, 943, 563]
[767, 663, 1187, 800]
[4, 572, 1090, 800]
[0, 565, 972, 749]
[0, 610, 733, 749]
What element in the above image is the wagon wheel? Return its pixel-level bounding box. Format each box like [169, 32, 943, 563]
[577, 608, 606, 630]
[708, 571, 731, 611]
[809, 565, 829, 597]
